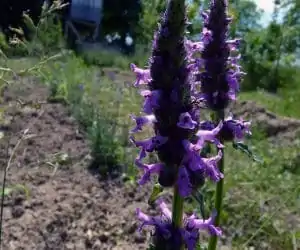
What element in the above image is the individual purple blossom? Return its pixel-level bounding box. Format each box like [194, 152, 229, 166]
[195, 121, 224, 148]
[201, 27, 213, 45]
[130, 114, 157, 133]
[202, 150, 224, 182]
[130, 63, 151, 87]
[134, 158, 164, 185]
[221, 115, 251, 141]
[177, 166, 193, 197]
[140, 89, 161, 114]
[185, 209, 222, 236]
[130, 134, 168, 161]
[177, 112, 198, 130]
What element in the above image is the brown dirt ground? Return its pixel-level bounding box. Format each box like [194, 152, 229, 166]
[0, 78, 153, 250]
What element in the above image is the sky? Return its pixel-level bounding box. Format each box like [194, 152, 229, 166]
[253, 0, 275, 24]
[253, 0, 275, 13]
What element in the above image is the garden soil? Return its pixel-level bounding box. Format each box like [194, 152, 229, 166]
[0, 77, 152, 250]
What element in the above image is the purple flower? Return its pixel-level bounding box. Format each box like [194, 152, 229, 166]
[136, 207, 171, 238]
[136, 200, 222, 250]
[177, 166, 193, 197]
[135, 200, 174, 242]
[220, 114, 251, 141]
[130, 63, 151, 87]
[194, 0, 241, 110]
[130, 135, 168, 161]
[196, 121, 224, 148]
[134, 158, 164, 185]
[140, 89, 161, 114]
[185, 210, 222, 236]
[128, 1, 238, 248]
[202, 150, 224, 182]
[177, 112, 198, 130]
[181, 140, 223, 189]
[186, 39, 204, 54]
[130, 114, 157, 133]
[201, 27, 213, 45]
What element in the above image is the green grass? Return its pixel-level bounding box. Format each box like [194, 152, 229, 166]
[240, 85, 300, 119]
[221, 134, 300, 249]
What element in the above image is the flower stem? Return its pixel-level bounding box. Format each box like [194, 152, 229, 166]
[172, 172, 184, 249]
[208, 109, 225, 250]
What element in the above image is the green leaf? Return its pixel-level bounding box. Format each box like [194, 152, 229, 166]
[192, 190, 206, 219]
[1, 187, 13, 197]
[1, 184, 29, 198]
[148, 183, 165, 206]
[196, 242, 208, 250]
[147, 244, 156, 250]
[232, 141, 263, 163]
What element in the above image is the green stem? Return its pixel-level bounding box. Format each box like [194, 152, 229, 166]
[172, 177, 184, 250]
[208, 110, 225, 250]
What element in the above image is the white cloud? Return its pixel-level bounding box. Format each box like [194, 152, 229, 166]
[252, 0, 276, 26]
[253, 0, 275, 13]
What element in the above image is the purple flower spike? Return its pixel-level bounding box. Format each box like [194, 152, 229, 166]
[177, 166, 193, 197]
[198, 0, 240, 110]
[177, 112, 198, 130]
[186, 210, 222, 236]
[203, 150, 224, 182]
[130, 114, 157, 133]
[130, 63, 151, 87]
[134, 159, 163, 185]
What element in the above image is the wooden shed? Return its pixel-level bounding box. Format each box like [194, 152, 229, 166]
[64, 0, 103, 43]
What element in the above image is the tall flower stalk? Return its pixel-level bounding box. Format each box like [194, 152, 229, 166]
[128, 0, 250, 249]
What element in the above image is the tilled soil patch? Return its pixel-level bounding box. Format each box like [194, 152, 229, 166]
[0, 78, 152, 250]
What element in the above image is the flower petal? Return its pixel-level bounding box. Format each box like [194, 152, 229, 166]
[130, 63, 151, 87]
[177, 112, 198, 130]
[156, 199, 172, 220]
[134, 159, 163, 185]
[177, 166, 193, 197]
[203, 150, 224, 182]
[186, 210, 222, 236]
[130, 114, 156, 133]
